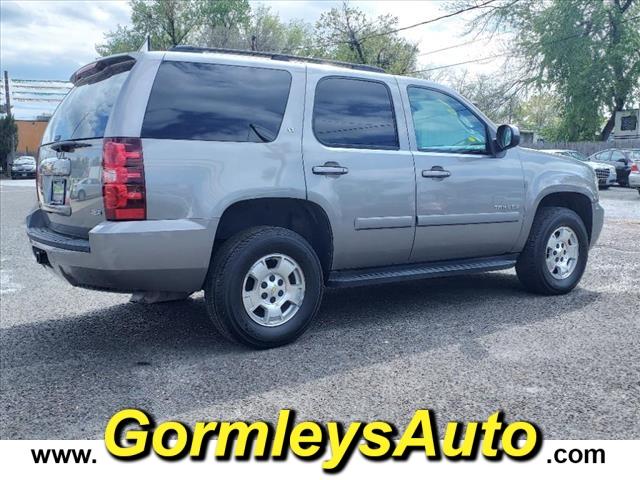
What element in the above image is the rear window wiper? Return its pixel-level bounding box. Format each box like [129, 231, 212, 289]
[50, 140, 92, 152]
[249, 123, 276, 143]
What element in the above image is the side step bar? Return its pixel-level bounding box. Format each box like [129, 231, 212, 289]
[327, 254, 518, 288]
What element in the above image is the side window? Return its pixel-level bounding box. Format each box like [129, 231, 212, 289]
[595, 151, 611, 161]
[610, 150, 626, 162]
[142, 61, 291, 142]
[407, 87, 487, 153]
[313, 77, 399, 149]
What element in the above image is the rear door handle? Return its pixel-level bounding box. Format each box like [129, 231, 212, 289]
[422, 166, 451, 179]
[312, 163, 349, 175]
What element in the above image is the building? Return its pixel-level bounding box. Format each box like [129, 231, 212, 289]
[613, 109, 640, 140]
[16, 119, 49, 155]
[1, 77, 71, 154]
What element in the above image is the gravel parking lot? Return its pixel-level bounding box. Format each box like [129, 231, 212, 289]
[1, 179, 639, 440]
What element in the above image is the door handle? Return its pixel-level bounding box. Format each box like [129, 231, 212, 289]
[422, 166, 451, 179]
[312, 163, 349, 175]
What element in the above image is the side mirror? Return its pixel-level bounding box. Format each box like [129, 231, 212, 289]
[495, 124, 520, 151]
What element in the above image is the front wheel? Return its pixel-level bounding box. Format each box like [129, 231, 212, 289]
[205, 226, 324, 348]
[516, 207, 589, 295]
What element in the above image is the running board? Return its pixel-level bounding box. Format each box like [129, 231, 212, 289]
[327, 254, 518, 288]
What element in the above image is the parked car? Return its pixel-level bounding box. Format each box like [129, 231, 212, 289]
[589, 148, 634, 186]
[26, 48, 604, 348]
[542, 149, 615, 189]
[70, 178, 102, 201]
[10, 156, 37, 179]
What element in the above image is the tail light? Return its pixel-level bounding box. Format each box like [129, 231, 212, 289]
[102, 137, 146, 220]
[631, 162, 639, 173]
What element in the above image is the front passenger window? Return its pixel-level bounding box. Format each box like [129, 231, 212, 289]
[408, 87, 487, 154]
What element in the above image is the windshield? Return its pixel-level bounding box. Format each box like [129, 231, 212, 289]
[563, 151, 588, 162]
[42, 65, 131, 145]
[15, 157, 36, 165]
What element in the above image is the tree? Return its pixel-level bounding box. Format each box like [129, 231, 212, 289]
[194, 4, 314, 54]
[313, 2, 419, 74]
[96, 0, 251, 55]
[454, 0, 640, 140]
[0, 114, 18, 173]
[513, 93, 564, 140]
[98, 1, 417, 74]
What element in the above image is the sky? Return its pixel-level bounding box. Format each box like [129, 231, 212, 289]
[0, 0, 507, 118]
[0, 0, 508, 79]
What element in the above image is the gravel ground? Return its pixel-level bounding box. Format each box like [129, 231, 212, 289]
[1, 180, 639, 439]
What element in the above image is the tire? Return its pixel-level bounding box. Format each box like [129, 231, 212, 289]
[77, 190, 86, 201]
[599, 185, 609, 190]
[205, 226, 324, 348]
[516, 207, 589, 295]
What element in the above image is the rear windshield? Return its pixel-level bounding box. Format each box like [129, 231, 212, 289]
[42, 64, 132, 145]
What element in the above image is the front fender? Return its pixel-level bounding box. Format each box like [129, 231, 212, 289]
[514, 148, 598, 252]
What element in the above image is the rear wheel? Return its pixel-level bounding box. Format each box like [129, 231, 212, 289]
[516, 207, 588, 295]
[205, 226, 323, 348]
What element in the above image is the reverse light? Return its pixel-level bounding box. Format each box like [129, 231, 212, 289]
[102, 137, 146, 221]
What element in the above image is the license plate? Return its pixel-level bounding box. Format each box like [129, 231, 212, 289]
[51, 179, 66, 205]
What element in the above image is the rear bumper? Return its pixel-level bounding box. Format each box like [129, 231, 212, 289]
[11, 171, 36, 178]
[26, 209, 216, 293]
[629, 172, 640, 188]
[590, 202, 604, 248]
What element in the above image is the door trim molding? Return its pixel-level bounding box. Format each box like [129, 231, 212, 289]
[417, 212, 520, 227]
[355, 215, 414, 230]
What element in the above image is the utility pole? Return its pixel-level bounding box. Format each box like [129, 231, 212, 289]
[3, 70, 15, 169]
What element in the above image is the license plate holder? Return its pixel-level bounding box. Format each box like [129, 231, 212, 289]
[50, 179, 66, 205]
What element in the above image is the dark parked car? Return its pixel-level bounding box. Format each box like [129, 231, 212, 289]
[589, 149, 635, 186]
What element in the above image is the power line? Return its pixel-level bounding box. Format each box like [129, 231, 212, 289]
[354, 0, 498, 44]
[417, 35, 499, 57]
[288, 0, 499, 52]
[409, 13, 640, 74]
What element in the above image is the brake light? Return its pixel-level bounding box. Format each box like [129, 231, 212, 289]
[631, 162, 639, 173]
[102, 137, 146, 220]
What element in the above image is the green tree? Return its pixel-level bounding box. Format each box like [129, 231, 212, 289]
[194, 4, 314, 54]
[97, 1, 417, 74]
[454, 0, 640, 140]
[313, 2, 419, 74]
[513, 93, 564, 141]
[0, 114, 18, 173]
[96, 0, 251, 55]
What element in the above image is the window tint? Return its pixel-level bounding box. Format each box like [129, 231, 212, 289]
[407, 87, 487, 153]
[43, 65, 132, 144]
[313, 77, 398, 149]
[610, 150, 626, 161]
[142, 61, 292, 142]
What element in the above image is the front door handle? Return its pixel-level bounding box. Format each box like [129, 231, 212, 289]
[312, 162, 349, 176]
[422, 166, 451, 179]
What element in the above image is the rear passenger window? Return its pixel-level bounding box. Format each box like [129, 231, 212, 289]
[142, 61, 291, 142]
[313, 77, 398, 149]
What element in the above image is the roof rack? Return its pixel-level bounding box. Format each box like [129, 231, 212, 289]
[168, 45, 385, 73]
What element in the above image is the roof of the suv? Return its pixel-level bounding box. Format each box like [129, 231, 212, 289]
[169, 46, 385, 73]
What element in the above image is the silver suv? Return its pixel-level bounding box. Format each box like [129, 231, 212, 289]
[27, 47, 604, 348]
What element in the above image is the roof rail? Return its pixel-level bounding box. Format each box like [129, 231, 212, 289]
[168, 45, 386, 73]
